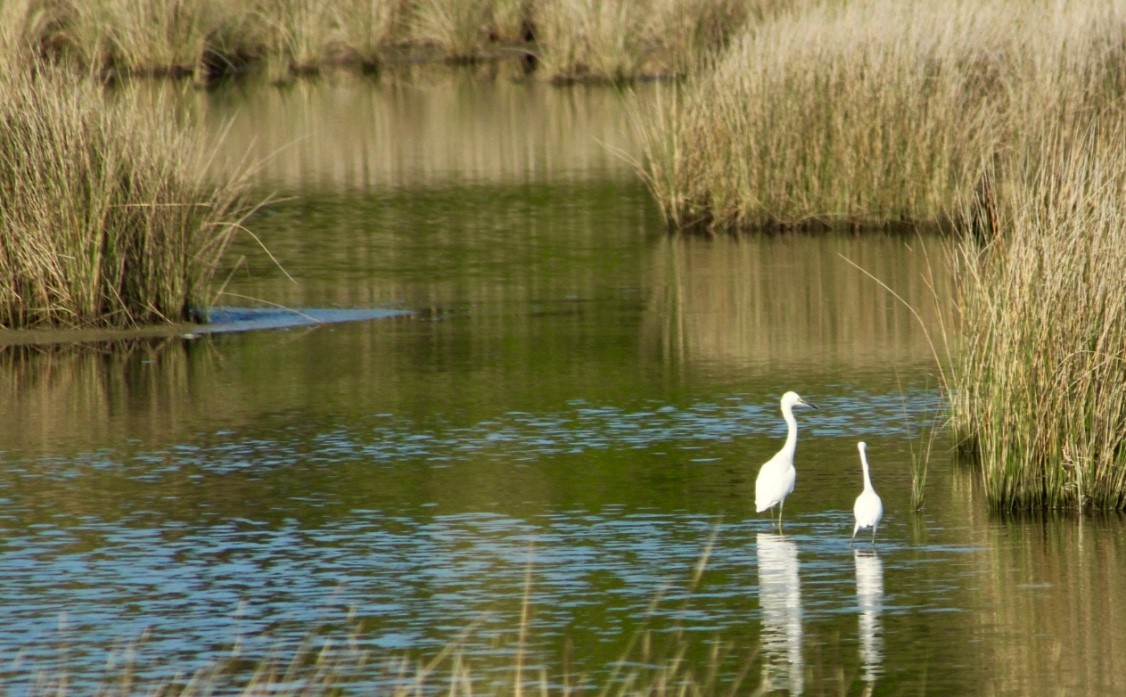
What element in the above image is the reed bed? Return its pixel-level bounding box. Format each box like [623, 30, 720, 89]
[0, 65, 253, 329]
[951, 116, 1126, 511]
[0, 0, 783, 82]
[533, 0, 783, 82]
[635, 0, 1126, 231]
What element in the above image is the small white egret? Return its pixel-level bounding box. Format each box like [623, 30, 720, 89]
[852, 441, 883, 544]
[754, 391, 817, 527]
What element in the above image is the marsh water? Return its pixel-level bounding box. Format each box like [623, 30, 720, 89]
[1, 67, 1124, 695]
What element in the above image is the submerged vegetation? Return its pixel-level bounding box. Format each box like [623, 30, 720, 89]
[0, 65, 253, 329]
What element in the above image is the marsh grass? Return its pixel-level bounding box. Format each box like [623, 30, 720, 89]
[533, 0, 761, 83]
[904, 402, 943, 513]
[0, 0, 770, 81]
[73, 0, 250, 80]
[534, 0, 648, 82]
[255, 0, 336, 82]
[636, 0, 1126, 232]
[331, 0, 402, 70]
[951, 116, 1126, 511]
[412, 0, 495, 62]
[0, 66, 255, 329]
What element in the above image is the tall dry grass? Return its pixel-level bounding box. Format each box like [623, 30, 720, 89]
[0, 65, 254, 329]
[74, 0, 255, 79]
[0, 0, 783, 81]
[952, 116, 1126, 511]
[533, 0, 766, 82]
[636, 0, 1126, 231]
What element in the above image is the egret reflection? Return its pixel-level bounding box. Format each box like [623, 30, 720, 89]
[756, 532, 803, 694]
[854, 548, 885, 682]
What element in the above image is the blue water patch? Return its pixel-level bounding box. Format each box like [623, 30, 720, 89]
[192, 306, 411, 334]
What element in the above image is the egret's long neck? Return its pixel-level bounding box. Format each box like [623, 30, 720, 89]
[782, 405, 798, 457]
[861, 452, 874, 491]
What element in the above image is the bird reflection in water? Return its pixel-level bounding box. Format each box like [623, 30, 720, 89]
[854, 547, 885, 685]
[756, 532, 803, 694]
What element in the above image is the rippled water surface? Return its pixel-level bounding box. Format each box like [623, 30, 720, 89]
[2, 69, 1124, 695]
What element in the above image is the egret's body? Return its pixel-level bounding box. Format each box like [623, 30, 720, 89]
[754, 391, 817, 527]
[852, 441, 883, 544]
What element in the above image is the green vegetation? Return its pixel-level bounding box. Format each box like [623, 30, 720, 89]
[0, 0, 785, 83]
[0, 65, 253, 329]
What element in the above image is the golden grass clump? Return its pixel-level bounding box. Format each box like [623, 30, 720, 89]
[533, 0, 762, 82]
[951, 116, 1126, 511]
[0, 66, 252, 329]
[636, 0, 1126, 232]
[0, 0, 781, 82]
[411, 0, 496, 62]
[74, 0, 256, 80]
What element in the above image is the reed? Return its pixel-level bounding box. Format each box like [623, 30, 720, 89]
[411, 0, 495, 62]
[0, 0, 77, 72]
[254, 0, 336, 81]
[331, 0, 402, 70]
[533, 0, 761, 82]
[0, 0, 772, 82]
[68, 0, 245, 80]
[0, 65, 254, 329]
[635, 0, 1126, 232]
[533, 0, 649, 82]
[951, 115, 1126, 511]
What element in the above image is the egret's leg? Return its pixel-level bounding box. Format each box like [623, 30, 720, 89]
[871, 524, 878, 544]
[850, 526, 857, 544]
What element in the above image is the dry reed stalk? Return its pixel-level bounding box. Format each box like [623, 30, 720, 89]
[0, 0, 773, 81]
[331, 0, 402, 69]
[953, 115, 1126, 511]
[0, 0, 78, 72]
[251, 0, 337, 81]
[534, 0, 763, 82]
[0, 64, 255, 329]
[410, 0, 494, 62]
[63, 0, 259, 81]
[534, 0, 648, 82]
[636, 0, 1126, 232]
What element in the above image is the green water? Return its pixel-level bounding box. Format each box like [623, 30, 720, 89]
[0, 69, 1123, 696]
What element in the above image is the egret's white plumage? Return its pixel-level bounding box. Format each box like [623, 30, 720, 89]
[852, 442, 883, 544]
[754, 391, 817, 527]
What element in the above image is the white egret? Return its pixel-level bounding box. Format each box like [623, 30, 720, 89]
[852, 441, 883, 544]
[754, 391, 817, 527]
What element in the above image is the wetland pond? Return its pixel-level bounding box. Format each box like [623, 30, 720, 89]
[1, 67, 1124, 695]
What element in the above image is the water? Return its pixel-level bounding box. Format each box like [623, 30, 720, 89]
[2, 68, 1124, 695]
